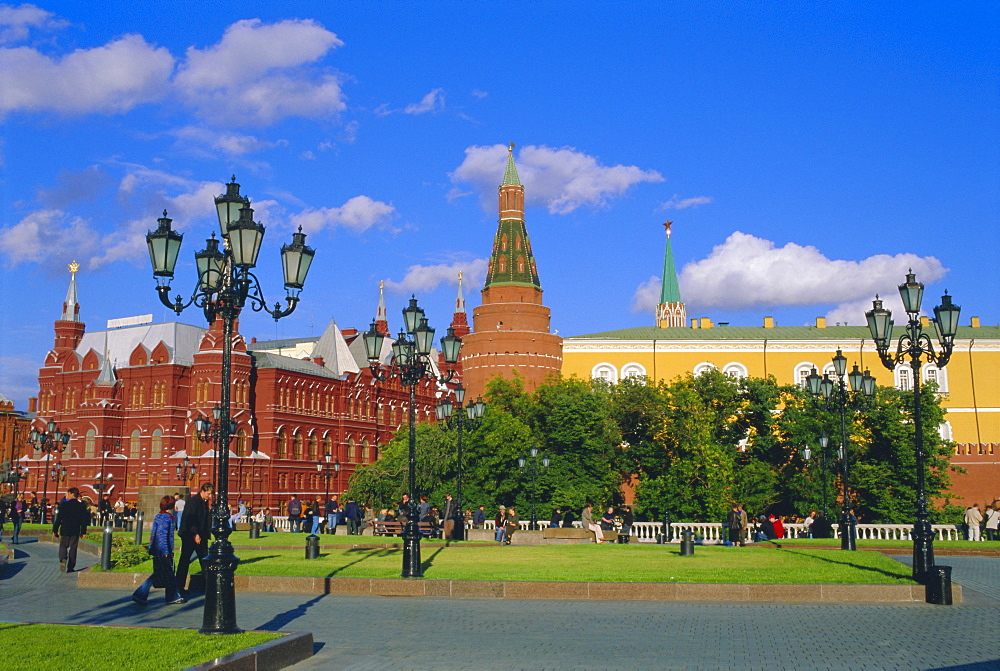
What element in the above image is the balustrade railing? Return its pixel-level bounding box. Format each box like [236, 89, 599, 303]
[265, 516, 967, 542]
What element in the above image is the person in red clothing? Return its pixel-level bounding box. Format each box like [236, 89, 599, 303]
[769, 514, 785, 539]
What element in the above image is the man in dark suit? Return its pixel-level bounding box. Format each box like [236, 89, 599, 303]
[53, 487, 88, 572]
[176, 482, 213, 593]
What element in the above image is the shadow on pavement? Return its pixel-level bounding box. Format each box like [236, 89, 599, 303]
[256, 593, 328, 631]
[931, 662, 1000, 670]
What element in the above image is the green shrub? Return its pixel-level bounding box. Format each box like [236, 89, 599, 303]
[82, 532, 149, 569]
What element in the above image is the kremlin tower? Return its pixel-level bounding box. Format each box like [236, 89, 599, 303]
[460, 144, 563, 398]
[655, 221, 687, 328]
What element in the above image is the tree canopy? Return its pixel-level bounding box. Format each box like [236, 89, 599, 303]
[347, 370, 961, 524]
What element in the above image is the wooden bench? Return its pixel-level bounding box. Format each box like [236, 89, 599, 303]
[373, 521, 438, 537]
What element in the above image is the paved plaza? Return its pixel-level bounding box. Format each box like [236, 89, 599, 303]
[0, 540, 998, 670]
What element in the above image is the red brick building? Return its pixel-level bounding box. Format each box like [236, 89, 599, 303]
[22, 267, 462, 510]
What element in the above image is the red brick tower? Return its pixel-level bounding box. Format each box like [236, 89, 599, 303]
[460, 144, 563, 398]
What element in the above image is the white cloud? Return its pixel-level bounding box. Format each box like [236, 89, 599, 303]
[662, 194, 713, 210]
[384, 258, 488, 294]
[376, 88, 446, 116]
[630, 276, 661, 314]
[630, 231, 949, 322]
[471, 89, 488, 100]
[451, 144, 664, 214]
[404, 88, 445, 114]
[0, 354, 43, 409]
[169, 126, 280, 156]
[290, 195, 396, 233]
[174, 18, 345, 125]
[0, 209, 102, 267]
[0, 34, 174, 116]
[0, 3, 69, 44]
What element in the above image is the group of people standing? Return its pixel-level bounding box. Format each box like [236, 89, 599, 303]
[964, 502, 1000, 541]
[285, 495, 364, 534]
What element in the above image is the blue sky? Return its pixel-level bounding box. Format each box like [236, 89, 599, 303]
[1, 2, 997, 408]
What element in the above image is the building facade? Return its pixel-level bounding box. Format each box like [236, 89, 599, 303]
[22, 266, 460, 510]
[562, 228, 1000, 507]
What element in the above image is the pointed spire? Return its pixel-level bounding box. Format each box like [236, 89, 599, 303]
[485, 145, 540, 291]
[450, 271, 470, 338]
[656, 221, 686, 328]
[502, 142, 521, 186]
[61, 261, 81, 321]
[95, 350, 117, 386]
[313, 317, 361, 375]
[374, 281, 389, 336]
[455, 271, 466, 314]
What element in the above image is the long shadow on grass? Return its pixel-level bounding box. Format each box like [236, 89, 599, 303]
[325, 547, 397, 578]
[239, 554, 280, 565]
[420, 547, 443, 574]
[779, 547, 913, 581]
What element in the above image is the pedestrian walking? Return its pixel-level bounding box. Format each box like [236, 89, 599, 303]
[52, 487, 88, 572]
[176, 482, 213, 593]
[132, 496, 185, 605]
[287, 495, 302, 533]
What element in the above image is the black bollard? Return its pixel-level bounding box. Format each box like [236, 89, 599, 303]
[305, 534, 320, 559]
[680, 529, 695, 556]
[101, 521, 113, 571]
[133, 511, 144, 545]
[249, 521, 260, 539]
[925, 565, 953, 605]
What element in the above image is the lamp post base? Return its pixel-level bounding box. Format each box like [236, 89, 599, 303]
[401, 519, 423, 578]
[912, 518, 935, 583]
[200, 538, 241, 634]
[838, 515, 857, 551]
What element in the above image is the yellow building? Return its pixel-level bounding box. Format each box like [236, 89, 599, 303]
[561, 227, 1000, 506]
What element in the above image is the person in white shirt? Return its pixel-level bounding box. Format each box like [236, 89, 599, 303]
[964, 503, 983, 541]
[983, 505, 999, 541]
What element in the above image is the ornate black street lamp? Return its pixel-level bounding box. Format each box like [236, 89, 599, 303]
[806, 352, 876, 550]
[30, 421, 70, 523]
[317, 452, 341, 503]
[176, 456, 197, 487]
[518, 447, 550, 531]
[146, 176, 315, 634]
[362, 297, 461, 577]
[435, 384, 486, 540]
[865, 271, 959, 581]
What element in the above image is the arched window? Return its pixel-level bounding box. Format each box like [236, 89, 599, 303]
[129, 429, 141, 458]
[621, 363, 647, 380]
[276, 430, 287, 459]
[308, 433, 319, 460]
[591, 363, 617, 384]
[190, 425, 202, 457]
[896, 366, 912, 391]
[151, 429, 163, 459]
[693, 362, 718, 377]
[723, 363, 748, 380]
[924, 364, 948, 393]
[794, 363, 817, 389]
[938, 421, 953, 441]
[362, 438, 370, 463]
[293, 431, 303, 460]
[347, 437, 356, 462]
[235, 429, 248, 457]
[85, 429, 96, 458]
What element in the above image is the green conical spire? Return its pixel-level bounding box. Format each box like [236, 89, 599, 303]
[660, 221, 682, 303]
[502, 142, 521, 186]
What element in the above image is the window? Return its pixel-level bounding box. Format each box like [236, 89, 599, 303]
[591, 363, 617, 384]
[276, 430, 286, 459]
[924, 365, 948, 393]
[129, 429, 141, 458]
[347, 437, 356, 462]
[794, 363, 817, 389]
[896, 366, 912, 391]
[235, 429, 248, 457]
[693, 362, 718, 377]
[293, 431, 303, 460]
[621, 363, 647, 380]
[85, 429, 96, 458]
[151, 429, 163, 459]
[723, 363, 747, 379]
[190, 425, 202, 457]
[362, 438, 370, 463]
[938, 421, 952, 441]
[308, 433, 318, 460]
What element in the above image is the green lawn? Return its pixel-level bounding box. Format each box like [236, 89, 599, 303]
[770, 538, 999, 549]
[0, 623, 281, 671]
[113, 543, 916, 584]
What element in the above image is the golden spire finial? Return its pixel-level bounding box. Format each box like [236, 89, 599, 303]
[508, 142, 515, 154]
[663, 220, 673, 238]
[379, 280, 384, 290]
[69, 260, 80, 274]
[458, 270, 463, 281]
